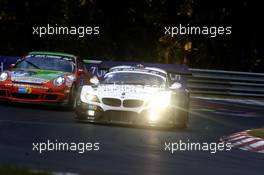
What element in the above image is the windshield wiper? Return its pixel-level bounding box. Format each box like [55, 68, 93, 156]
[25, 60, 41, 69]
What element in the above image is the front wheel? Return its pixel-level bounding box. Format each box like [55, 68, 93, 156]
[174, 110, 189, 129]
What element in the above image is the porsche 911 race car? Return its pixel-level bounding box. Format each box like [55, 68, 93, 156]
[0, 51, 91, 108]
[75, 65, 190, 128]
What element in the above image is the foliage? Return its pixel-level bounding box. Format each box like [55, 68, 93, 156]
[0, 0, 263, 72]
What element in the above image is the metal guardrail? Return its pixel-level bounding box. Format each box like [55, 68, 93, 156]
[189, 68, 264, 98]
[0, 56, 20, 72]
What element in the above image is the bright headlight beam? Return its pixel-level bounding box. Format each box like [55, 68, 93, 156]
[148, 111, 160, 122]
[149, 92, 171, 109]
[170, 82, 182, 89]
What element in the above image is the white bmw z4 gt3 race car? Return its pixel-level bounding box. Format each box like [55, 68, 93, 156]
[75, 65, 190, 128]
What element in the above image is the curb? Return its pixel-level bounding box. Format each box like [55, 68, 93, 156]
[220, 130, 264, 153]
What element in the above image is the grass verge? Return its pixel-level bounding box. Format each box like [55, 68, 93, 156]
[0, 166, 50, 175]
[248, 128, 264, 139]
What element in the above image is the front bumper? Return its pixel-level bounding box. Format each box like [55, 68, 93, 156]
[75, 101, 184, 127]
[0, 82, 70, 104]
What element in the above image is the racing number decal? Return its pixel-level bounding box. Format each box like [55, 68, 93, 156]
[90, 66, 107, 78]
[170, 74, 181, 81]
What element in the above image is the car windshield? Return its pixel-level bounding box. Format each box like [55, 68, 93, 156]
[15, 55, 75, 73]
[101, 72, 166, 87]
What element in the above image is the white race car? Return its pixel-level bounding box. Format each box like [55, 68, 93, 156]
[75, 65, 189, 128]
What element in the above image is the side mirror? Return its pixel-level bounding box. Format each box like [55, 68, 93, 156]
[170, 82, 182, 90]
[90, 76, 99, 85]
[10, 64, 15, 69]
[77, 69, 84, 75]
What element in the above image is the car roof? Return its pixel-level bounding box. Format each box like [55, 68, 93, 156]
[28, 51, 76, 58]
[109, 65, 167, 74]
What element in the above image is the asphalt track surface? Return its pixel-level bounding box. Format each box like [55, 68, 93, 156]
[0, 98, 264, 175]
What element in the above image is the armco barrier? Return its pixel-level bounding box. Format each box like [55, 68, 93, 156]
[189, 68, 264, 98]
[1, 56, 264, 98]
[0, 61, 3, 72]
[0, 56, 20, 72]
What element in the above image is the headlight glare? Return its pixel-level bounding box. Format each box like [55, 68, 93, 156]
[0, 72, 8, 81]
[53, 77, 65, 86]
[148, 111, 160, 122]
[170, 82, 182, 89]
[149, 92, 171, 109]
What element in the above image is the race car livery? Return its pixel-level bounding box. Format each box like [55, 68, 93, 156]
[0, 51, 91, 108]
[75, 65, 190, 128]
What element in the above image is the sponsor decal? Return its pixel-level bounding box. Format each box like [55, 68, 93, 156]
[18, 86, 32, 94]
[13, 84, 48, 89]
[12, 70, 35, 76]
[12, 77, 46, 84]
[11, 70, 46, 84]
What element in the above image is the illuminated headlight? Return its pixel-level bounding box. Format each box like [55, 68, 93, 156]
[148, 111, 160, 122]
[90, 76, 99, 85]
[80, 92, 99, 103]
[0, 72, 8, 82]
[53, 77, 65, 86]
[170, 82, 182, 89]
[149, 92, 171, 109]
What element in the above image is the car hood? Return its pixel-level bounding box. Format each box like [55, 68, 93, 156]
[89, 84, 165, 100]
[10, 69, 67, 84]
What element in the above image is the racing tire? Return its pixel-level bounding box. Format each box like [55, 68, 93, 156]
[176, 93, 190, 129]
[174, 110, 189, 129]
